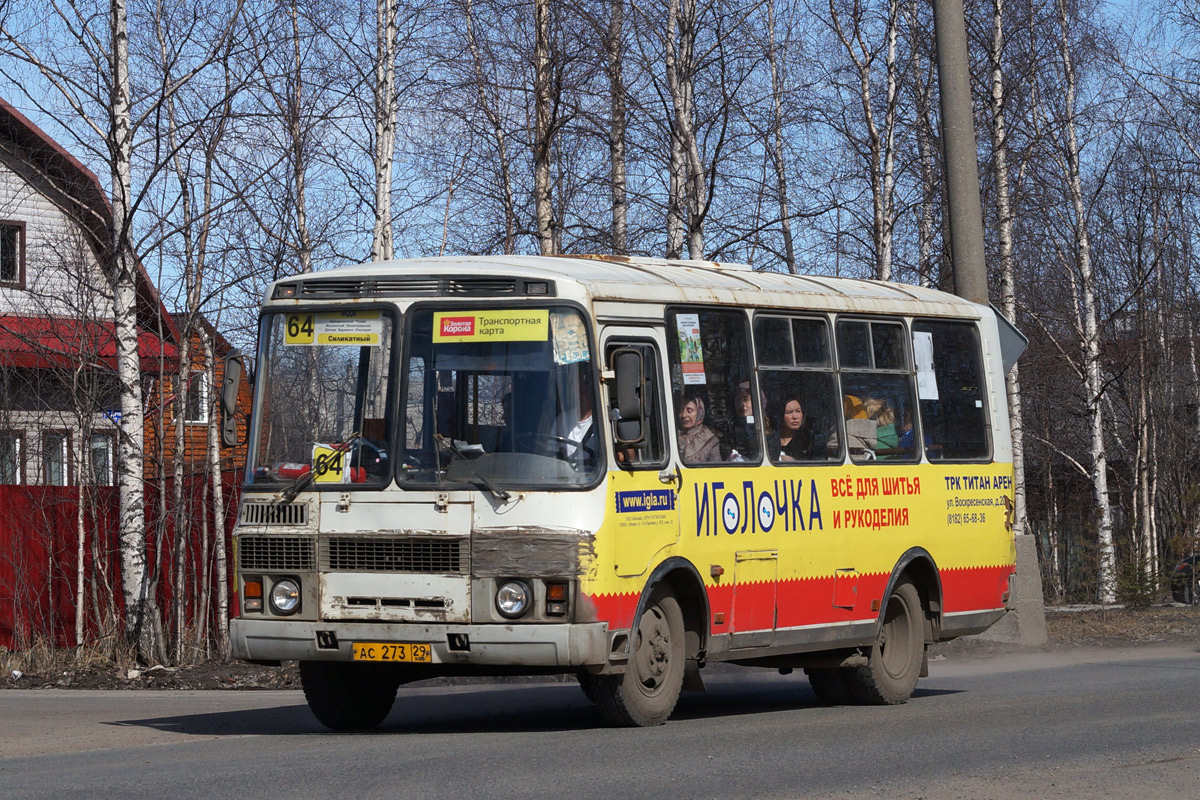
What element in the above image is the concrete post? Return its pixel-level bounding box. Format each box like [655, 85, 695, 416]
[932, 0, 1047, 647]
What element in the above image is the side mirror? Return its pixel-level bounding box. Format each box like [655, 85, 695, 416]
[221, 349, 244, 447]
[611, 348, 645, 446]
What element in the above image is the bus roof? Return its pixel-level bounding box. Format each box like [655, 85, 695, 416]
[268, 255, 987, 319]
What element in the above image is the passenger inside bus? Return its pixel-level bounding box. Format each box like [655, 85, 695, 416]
[841, 394, 879, 458]
[728, 382, 765, 462]
[864, 397, 898, 451]
[677, 392, 721, 463]
[777, 395, 820, 462]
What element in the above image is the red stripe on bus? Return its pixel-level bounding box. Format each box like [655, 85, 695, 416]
[586, 563, 1013, 632]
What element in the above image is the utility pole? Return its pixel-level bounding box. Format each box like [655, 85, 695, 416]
[931, 0, 1046, 646]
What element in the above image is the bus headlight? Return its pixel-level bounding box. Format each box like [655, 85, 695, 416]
[495, 580, 531, 619]
[270, 578, 302, 615]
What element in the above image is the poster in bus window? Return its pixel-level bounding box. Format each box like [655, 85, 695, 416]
[913, 331, 939, 401]
[551, 311, 589, 364]
[676, 313, 706, 385]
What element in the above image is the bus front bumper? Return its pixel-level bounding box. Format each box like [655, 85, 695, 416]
[231, 617, 611, 668]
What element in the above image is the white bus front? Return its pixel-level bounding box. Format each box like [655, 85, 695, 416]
[229, 300, 613, 709]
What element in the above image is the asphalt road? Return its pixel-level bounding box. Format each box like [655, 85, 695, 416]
[1, 645, 1198, 799]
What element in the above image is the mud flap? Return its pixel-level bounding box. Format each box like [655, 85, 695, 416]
[683, 658, 706, 692]
[919, 645, 929, 678]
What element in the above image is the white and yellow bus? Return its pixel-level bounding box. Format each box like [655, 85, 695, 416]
[223, 255, 1024, 729]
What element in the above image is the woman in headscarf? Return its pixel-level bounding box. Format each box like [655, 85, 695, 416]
[677, 393, 721, 463]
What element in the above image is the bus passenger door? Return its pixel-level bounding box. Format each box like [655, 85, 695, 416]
[602, 329, 680, 577]
[732, 550, 778, 648]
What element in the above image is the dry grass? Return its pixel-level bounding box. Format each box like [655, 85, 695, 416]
[0, 635, 137, 678]
[1044, 604, 1200, 647]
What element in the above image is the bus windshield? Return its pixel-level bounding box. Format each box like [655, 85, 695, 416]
[400, 306, 601, 490]
[249, 310, 395, 487]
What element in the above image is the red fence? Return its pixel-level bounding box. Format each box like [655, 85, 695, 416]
[0, 474, 240, 651]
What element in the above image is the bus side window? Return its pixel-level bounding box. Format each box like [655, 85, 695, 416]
[836, 319, 919, 463]
[665, 308, 759, 465]
[911, 321, 990, 460]
[754, 314, 840, 464]
[606, 341, 667, 469]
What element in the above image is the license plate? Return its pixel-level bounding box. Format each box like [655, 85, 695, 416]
[351, 642, 432, 663]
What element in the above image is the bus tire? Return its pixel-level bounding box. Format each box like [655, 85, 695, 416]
[299, 661, 399, 731]
[594, 588, 685, 727]
[577, 669, 599, 703]
[804, 667, 855, 705]
[846, 580, 924, 705]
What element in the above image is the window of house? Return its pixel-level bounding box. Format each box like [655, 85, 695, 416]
[183, 370, 210, 424]
[43, 430, 71, 486]
[0, 432, 23, 484]
[0, 222, 24, 286]
[754, 315, 841, 464]
[89, 433, 116, 486]
[666, 308, 759, 465]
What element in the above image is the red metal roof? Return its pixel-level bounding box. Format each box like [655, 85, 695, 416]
[0, 315, 179, 371]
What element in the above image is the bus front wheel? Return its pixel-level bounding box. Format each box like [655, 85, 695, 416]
[594, 588, 686, 726]
[846, 580, 924, 705]
[299, 661, 400, 731]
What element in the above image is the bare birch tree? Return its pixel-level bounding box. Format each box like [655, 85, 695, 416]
[986, 0, 1029, 540]
[0, 0, 245, 659]
[371, 0, 399, 262]
[825, 0, 901, 281]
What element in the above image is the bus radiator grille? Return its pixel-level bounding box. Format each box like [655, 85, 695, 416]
[321, 536, 467, 574]
[237, 535, 316, 572]
[239, 501, 309, 527]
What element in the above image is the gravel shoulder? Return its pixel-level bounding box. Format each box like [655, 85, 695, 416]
[4, 603, 1197, 691]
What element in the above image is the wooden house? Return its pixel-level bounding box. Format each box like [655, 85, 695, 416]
[0, 96, 181, 487]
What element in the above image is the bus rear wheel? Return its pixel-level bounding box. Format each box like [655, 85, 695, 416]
[846, 580, 924, 705]
[299, 661, 400, 731]
[594, 588, 685, 727]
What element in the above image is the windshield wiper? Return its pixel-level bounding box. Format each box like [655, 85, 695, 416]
[274, 432, 361, 507]
[435, 434, 511, 502]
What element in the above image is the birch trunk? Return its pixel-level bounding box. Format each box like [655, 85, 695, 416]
[829, 0, 899, 281]
[764, 0, 796, 273]
[111, 0, 156, 659]
[464, 0, 517, 253]
[288, 0, 314, 274]
[879, 0, 899, 281]
[172, 357, 187, 662]
[533, 0, 557, 255]
[910, 0, 936, 289]
[665, 0, 705, 259]
[1191, 309, 1200, 543]
[1055, 0, 1114, 603]
[666, 129, 686, 259]
[75, 484, 85, 646]
[1135, 328, 1151, 581]
[988, 0, 1029, 539]
[606, 0, 628, 254]
[204, 329, 230, 655]
[371, 0, 398, 262]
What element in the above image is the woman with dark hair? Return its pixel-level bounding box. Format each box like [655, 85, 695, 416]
[677, 393, 720, 463]
[777, 395, 814, 462]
